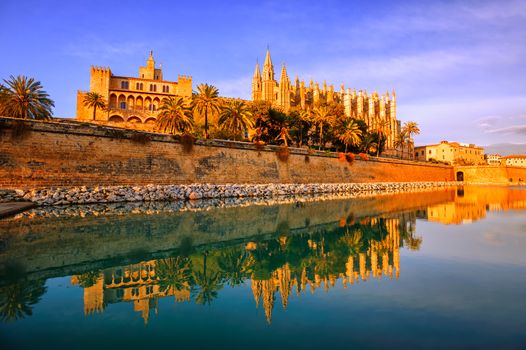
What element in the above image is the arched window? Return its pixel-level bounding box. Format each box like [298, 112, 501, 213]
[150, 84, 157, 92]
[136, 82, 143, 90]
[121, 81, 129, 89]
[149, 104, 156, 112]
[120, 102, 126, 110]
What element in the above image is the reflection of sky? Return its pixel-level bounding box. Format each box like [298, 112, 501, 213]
[1, 0, 525, 145]
[414, 211, 526, 266]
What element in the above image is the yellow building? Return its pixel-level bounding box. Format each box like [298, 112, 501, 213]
[414, 140, 485, 165]
[251, 48, 401, 149]
[76, 51, 192, 129]
[502, 155, 526, 167]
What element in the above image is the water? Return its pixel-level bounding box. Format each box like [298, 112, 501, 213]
[1, 186, 525, 349]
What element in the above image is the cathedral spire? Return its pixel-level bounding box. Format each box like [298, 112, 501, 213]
[253, 62, 261, 79]
[279, 63, 289, 85]
[262, 48, 274, 81]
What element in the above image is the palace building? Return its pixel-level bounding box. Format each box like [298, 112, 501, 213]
[76, 51, 192, 129]
[251, 48, 401, 148]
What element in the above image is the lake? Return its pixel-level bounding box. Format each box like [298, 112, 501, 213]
[1, 186, 525, 349]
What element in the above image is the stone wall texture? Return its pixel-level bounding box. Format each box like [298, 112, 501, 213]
[456, 165, 526, 185]
[0, 117, 457, 189]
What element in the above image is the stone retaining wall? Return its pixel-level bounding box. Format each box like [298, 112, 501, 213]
[0, 117, 454, 189]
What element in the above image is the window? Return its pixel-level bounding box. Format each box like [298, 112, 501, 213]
[136, 82, 143, 90]
[120, 102, 126, 110]
[121, 81, 129, 89]
[150, 84, 157, 92]
[162, 85, 170, 93]
[428, 150, 432, 154]
[149, 104, 156, 112]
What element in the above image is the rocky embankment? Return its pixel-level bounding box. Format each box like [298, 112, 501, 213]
[1, 182, 460, 206]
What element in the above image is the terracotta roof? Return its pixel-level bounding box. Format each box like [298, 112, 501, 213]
[502, 155, 526, 159]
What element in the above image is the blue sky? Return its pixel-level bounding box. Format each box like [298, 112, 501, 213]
[1, 0, 525, 146]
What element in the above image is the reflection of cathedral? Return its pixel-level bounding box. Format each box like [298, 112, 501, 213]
[71, 215, 406, 325]
[250, 217, 401, 324]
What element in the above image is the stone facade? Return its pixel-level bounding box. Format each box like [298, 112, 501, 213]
[76, 51, 192, 129]
[414, 140, 485, 165]
[251, 49, 400, 148]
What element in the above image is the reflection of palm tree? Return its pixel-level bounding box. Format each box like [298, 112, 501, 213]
[218, 249, 254, 287]
[77, 271, 101, 288]
[156, 257, 193, 294]
[193, 252, 223, 305]
[0, 279, 47, 322]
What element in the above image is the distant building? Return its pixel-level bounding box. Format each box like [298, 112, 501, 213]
[501, 155, 526, 167]
[414, 141, 485, 165]
[76, 51, 192, 129]
[486, 154, 502, 166]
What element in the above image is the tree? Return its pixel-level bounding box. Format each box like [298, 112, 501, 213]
[276, 126, 292, 147]
[192, 84, 221, 139]
[394, 131, 410, 159]
[338, 119, 363, 153]
[360, 133, 378, 155]
[402, 121, 420, 160]
[156, 97, 194, 135]
[83, 92, 106, 121]
[0, 75, 54, 120]
[312, 106, 334, 150]
[218, 100, 254, 141]
[374, 119, 390, 157]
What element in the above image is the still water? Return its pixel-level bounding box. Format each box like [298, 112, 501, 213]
[1, 186, 525, 349]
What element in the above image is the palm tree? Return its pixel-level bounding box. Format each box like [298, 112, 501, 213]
[374, 119, 390, 157]
[0, 75, 54, 120]
[192, 84, 221, 139]
[338, 120, 363, 153]
[402, 121, 420, 160]
[394, 131, 410, 159]
[218, 249, 254, 287]
[156, 97, 194, 135]
[83, 92, 107, 121]
[360, 133, 378, 155]
[312, 106, 334, 150]
[218, 100, 254, 141]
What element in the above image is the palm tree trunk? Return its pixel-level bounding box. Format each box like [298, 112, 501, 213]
[93, 106, 96, 121]
[319, 124, 323, 151]
[204, 109, 209, 139]
[345, 144, 348, 153]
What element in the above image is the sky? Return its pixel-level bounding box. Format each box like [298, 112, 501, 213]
[0, 0, 525, 146]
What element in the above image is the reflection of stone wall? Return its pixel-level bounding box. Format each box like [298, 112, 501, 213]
[0, 117, 453, 189]
[0, 190, 454, 280]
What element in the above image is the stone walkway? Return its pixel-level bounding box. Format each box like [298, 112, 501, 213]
[0, 202, 35, 219]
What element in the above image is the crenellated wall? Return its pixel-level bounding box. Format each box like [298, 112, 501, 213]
[0, 117, 456, 189]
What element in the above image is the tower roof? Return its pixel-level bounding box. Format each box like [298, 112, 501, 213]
[279, 63, 289, 84]
[253, 62, 261, 79]
[264, 48, 273, 68]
